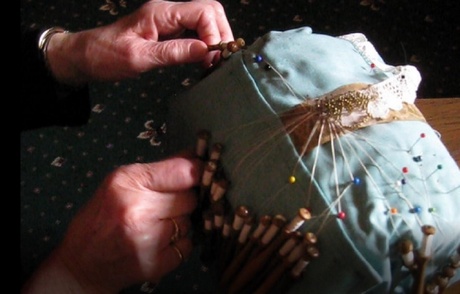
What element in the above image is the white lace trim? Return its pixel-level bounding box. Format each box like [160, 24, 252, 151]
[366, 65, 421, 117]
[339, 33, 395, 73]
[328, 33, 422, 125]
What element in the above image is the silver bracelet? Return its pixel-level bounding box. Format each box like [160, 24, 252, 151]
[38, 27, 69, 70]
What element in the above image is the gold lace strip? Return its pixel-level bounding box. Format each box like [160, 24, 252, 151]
[280, 84, 426, 155]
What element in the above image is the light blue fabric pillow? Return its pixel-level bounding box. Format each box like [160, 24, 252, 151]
[167, 27, 460, 293]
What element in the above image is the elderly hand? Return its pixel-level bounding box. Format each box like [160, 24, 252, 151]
[22, 154, 204, 293]
[47, 0, 234, 85]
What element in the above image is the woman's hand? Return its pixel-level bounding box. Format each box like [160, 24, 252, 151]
[22, 154, 204, 293]
[47, 0, 234, 85]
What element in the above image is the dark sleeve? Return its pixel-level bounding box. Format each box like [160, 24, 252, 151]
[21, 28, 92, 131]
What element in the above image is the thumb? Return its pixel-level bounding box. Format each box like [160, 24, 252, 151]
[134, 156, 204, 192]
[148, 39, 209, 67]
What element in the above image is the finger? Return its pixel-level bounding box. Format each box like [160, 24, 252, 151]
[162, 216, 192, 243]
[178, 1, 234, 67]
[120, 156, 204, 192]
[172, 147, 201, 160]
[198, 0, 234, 67]
[146, 39, 209, 67]
[153, 189, 198, 219]
[189, 0, 234, 42]
[158, 238, 194, 275]
[165, 1, 233, 45]
[137, 1, 234, 68]
[193, 0, 234, 65]
[149, 156, 204, 191]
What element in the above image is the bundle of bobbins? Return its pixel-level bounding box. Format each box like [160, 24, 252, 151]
[190, 129, 460, 294]
[399, 229, 460, 294]
[191, 129, 320, 294]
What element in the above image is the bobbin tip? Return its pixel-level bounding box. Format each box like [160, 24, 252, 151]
[422, 225, 436, 235]
[306, 245, 320, 259]
[197, 129, 211, 139]
[236, 205, 250, 218]
[298, 207, 311, 220]
[273, 214, 287, 227]
[304, 232, 317, 245]
[400, 239, 414, 254]
[260, 215, 272, 226]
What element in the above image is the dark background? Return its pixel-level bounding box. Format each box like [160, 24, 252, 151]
[20, 0, 459, 293]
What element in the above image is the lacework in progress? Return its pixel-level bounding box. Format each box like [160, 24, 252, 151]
[181, 32, 460, 293]
[191, 130, 459, 294]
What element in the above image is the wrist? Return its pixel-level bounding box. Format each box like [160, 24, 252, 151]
[22, 246, 113, 294]
[21, 249, 86, 293]
[38, 27, 68, 71]
[43, 28, 89, 86]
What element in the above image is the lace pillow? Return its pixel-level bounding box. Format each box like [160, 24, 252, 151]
[167, 27, 460, 294]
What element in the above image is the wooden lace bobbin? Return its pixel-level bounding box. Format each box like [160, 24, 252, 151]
[433, 272, 451, 294]
[210, 201, 226, 255]
[444, 246, 460, 292]
[211, 201, 226, 229]
[210, 178, 229, 203]
[203, 210, 213, 232]
[231, 206, 251, 240]
[235, 38, 246, 48]
[209, 143, 224, 161]
[220, 38, 245, 59]
[218, 206, 250, 271]
[200, 209, 215, 264]
[195, 160, 218, 222]
[400, 239, 416, 269]
[425, 281, 439, 294]
[213, 213, 234, 272]
[221, 49, 233, 59]
[284, 208, 312, 232]
[210, 180, 219, 198]
[253, 240, 318, 294]
[263, 245, 320, 294]
[229, 208, 310, 294]
[262, 231, 303, 278]
[192, 159, 218, 237]
[255, 209, 311, 264]
[250, 232, 317, 293]
[207, 38, 245, 51]
[443, 245, 460, 292]
[248, 208, 310, 261]
[427, 258, 458, 294]
[219, 215, 233, 255]
[247, 214, 287, 261]
[207, 38, 244, 53]
[209, 143, 226, 180]
[195, 129, 211, 159]
[412, 225, 436, 294]
[441, 266, 458, 292]
[272, 245, 320, 294]
[220, 215, 272, 288]
[291, 245, 320, 276]
[207, 176, 228, 252]
[211, 41, 235, 59]
[224, 214, 286, 293]
[235, 216, 255, 256]
[441, 266, 457, 281]
[420, 225, 436, 258]
[206, 42, 226, 52]
[246, 231, 303, 293]
[451, 246, 460, 268]
[199, 160, 218, 205]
